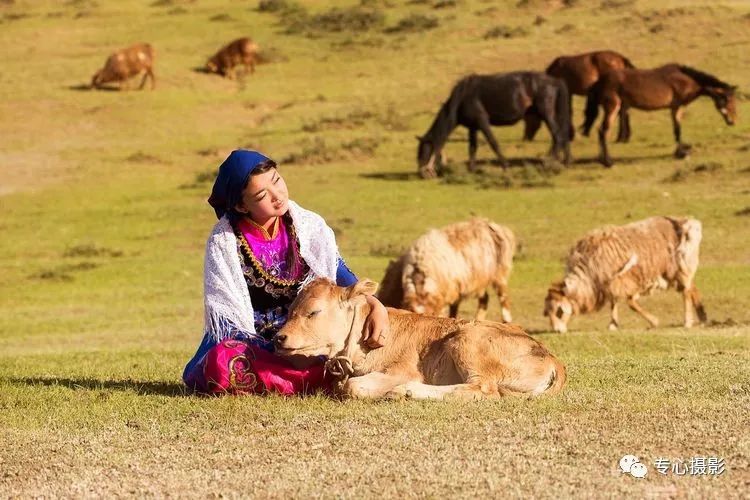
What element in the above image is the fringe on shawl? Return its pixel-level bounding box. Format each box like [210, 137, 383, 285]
[202, 201, 340, 344]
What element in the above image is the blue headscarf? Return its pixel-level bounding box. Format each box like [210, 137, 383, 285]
[207, 149, 272, 219]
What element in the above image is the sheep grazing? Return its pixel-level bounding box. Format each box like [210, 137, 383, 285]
[544, 216, 707, 333]
[375, 254, 406, 311]
[377, 218, 516, 322]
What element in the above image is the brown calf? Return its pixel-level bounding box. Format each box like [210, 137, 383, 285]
[91, 43, 155, 90]
[206, 37, 260, 79]
[275, 279, 566, 400]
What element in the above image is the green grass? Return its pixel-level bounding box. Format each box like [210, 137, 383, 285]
[1, 0, 749, 496]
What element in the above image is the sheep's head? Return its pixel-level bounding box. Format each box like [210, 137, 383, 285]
[402, 269, 444, 316]
[543, 282, 574, 333]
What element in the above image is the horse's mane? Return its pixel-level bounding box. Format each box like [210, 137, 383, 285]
[622, 56, 635, 69]
[678, 65, 733, 90]
[423, 75, 479, 145]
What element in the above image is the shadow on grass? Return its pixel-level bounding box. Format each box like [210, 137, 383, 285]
[6, 376, 188, 397]
[525, 328, 557, 336]
[67, 84, 119, 92]
[572, 153, 673, 166]
[359, 171, 421, 181]
[469, 157, 556, 168]
[465, 153, 674, 169]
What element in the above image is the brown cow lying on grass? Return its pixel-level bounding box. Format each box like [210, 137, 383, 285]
[274, 279, 566, 400]
[205, 37, 260, 79]
[544, 216, 706, 333]
[91, 43, 155, 90]
[377, 218, 516, 322]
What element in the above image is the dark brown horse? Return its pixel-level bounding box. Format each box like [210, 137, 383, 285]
[583, 64, 737, 167]
[525, 50, 635, 142]
[417, 72, 571, 178]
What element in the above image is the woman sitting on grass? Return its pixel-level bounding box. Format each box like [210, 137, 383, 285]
[183, 149, 388, 395]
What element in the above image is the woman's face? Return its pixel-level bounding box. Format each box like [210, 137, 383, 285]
[235, 168, 289, 222]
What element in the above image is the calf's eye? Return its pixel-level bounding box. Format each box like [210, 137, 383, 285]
[307, 310, 321, 318]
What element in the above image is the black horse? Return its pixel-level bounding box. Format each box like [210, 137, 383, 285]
[417, 72, 571, 178]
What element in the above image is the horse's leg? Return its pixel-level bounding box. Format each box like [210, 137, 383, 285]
[540, 109, 565, 163]
[478, 116, 508, 169]
[671, 106, 690, 158]
[568, 91, 575, 141]
[598, 96, 620, 167]
[468, 128, 478, 172]
[623, 109, 631, 142]
[543, 114, 559, 160]
[616, 107, 629, 143]
[671, 106, 684, 144]
[523, 114, 542, 141]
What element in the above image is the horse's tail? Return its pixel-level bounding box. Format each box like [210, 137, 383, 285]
[583, 78, 604, 136]
[555, 79, 572, 147]
[621, 55, 636, 69]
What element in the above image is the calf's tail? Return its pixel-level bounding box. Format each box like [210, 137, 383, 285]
[544, 357, 567, 396]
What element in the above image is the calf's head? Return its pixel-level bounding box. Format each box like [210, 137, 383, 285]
[90, 70, 104, 88]
[543, 282, 574, 333]
[205, 57, 220, 74]
[274, 278, 378, 363]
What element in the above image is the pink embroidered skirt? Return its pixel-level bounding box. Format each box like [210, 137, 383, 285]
[199, 339, 332, 396]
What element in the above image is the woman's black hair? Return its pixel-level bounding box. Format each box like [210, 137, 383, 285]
[227, 159, 278, 221]
[230, 160, 302, 278]
[250, 159, 277, 176]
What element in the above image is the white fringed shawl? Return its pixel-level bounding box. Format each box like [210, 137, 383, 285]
[203, 200, 340, 342]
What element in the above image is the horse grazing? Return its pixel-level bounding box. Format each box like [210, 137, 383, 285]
[525, 50, 635, 142]
[583, 64, 737, 167]
[416, 72, 571, 179]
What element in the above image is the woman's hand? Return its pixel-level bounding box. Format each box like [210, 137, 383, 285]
[363, 295, 389, 349]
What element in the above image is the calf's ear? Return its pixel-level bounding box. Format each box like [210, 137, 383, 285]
[344, 279, 379, 301]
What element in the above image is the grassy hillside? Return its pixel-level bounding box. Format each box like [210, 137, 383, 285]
[1, 0, 748, 496]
